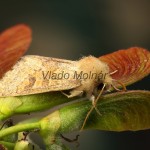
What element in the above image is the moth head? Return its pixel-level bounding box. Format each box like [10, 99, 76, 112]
[96, 71, 113, 91]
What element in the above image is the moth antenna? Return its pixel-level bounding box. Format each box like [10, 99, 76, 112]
[80, 106, 94, 131]
[94, 106, 102, 116]
[80, 84, 106, 131]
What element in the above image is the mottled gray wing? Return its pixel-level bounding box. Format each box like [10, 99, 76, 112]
[0, 55, 81, 97]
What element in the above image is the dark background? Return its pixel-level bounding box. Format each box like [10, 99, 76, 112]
[0, 0, 150, 149]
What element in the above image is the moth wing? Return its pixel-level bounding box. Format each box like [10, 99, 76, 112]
[0, 55, 81, 97]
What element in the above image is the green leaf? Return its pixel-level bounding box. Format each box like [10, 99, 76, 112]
[0, 90, 150, 149]
[58, 90, 150, 132]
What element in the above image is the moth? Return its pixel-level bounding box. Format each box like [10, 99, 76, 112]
[0, 55, 125, 130]
[1, 25, 149, 130]
[0, 55, 120, 98]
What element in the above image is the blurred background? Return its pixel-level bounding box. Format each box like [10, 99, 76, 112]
[0, 0, 150, 149]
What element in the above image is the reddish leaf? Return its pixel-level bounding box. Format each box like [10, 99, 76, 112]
[0, 24, 32, 77]
[0, 144, 5, 150]
[99, 47, 150, 87]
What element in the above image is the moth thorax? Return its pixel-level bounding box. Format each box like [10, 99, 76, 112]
[77, 56, 113, 92]
[78, 56, 110, 75]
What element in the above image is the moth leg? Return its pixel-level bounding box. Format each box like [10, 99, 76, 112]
[61, 90, 83, 98]
[112, 79, 127, 91]
[80, 84, 106, 131]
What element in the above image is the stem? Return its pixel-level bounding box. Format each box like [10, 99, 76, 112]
[0, 141, 15, 150]
[0, 92, 76, 121]
[0, 122, 40, 139]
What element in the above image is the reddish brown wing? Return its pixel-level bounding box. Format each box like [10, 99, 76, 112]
[99, 47, 150, 87]
[0, 24, 32, 78]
